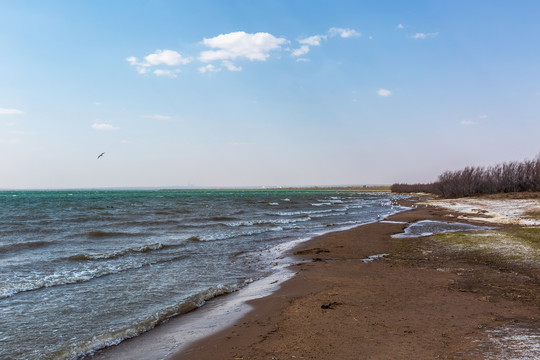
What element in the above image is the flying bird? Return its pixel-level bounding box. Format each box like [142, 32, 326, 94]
[97, 152, 105, 159]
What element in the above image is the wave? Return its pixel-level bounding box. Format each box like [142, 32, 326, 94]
[86, 230, 148, 239]
[64, 230, 154, 240]
[272, 207, 347, 217]
[0, 240, 57, 253]
[61, 215, 117, 224]
[49, 282, 244, 360]
[326, 197, 344, 204]
[65, 243, 165, 261]
[209, 216, 239, 221]
[0, 253, 188, 299]
[224, 217, 311, 227]
[276, 209, 330, 215]
[117, 219, 182, 227]
[1, 226, 60, 236]
[199, 226, 285, 242]
[187, 235, 201, 242]
[153, 208, 191, 215]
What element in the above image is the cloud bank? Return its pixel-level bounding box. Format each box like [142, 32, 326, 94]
[128, 27, 362, 75]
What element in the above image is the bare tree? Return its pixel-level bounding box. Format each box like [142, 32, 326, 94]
[392, 154, 540, 198]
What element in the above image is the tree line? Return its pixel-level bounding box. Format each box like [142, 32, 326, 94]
[391, 154, 540, 198]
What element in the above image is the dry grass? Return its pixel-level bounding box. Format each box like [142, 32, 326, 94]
[524, 210, 540, 220]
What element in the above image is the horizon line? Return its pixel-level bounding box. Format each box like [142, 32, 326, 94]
[0, 184, 392, 191]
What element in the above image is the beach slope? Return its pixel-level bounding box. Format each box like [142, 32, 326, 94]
[176, 200, 540, 359]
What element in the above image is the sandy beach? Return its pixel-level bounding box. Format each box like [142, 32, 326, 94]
[175, 197, 540, 359]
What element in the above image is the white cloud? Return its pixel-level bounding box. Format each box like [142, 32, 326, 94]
[478, 114, 488, 119]
[292, 34, 327, 58]
[292, 45, 310, 57]
[126, 56, 138, 65]
[127, 49, 191, 76]
[153, 69, 180, 78]
[93, 102, 102, 106]
[377, 89, 392, 97]
[144, 49, 191, 66]
[409, 32, 438, 39]
[299, 35, 326, 46]
[0, 108, 25, 115]
[223, 60, 242, 71]
[126, 56, 149, 74]
[396, 24, 405, 29]
[198, 64, 221, 73]
[92, 123, 119, 131]
[461, 120, 475, 125]
[328, 27, 361, 38]
[296, 58, 310, 62]
[9, 130, 25, 135]
[141, 114, 172, 120]
[199, 31, 288, 62]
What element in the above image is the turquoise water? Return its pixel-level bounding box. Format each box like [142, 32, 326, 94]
[0, 190, 407, 359]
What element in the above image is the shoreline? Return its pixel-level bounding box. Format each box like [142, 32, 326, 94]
[90, 203, 408, 360]
[173, 199, 540, 359]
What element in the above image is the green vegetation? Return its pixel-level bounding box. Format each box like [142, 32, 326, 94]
[432, 227, 540, 263]
[507, 227, 540, 247]
[524, 211, 540, 220]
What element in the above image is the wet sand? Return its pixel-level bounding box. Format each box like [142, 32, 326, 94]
[174, 202, 540, 359]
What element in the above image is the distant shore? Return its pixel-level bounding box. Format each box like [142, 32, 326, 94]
[160, 186, 391, 192]
[175, 195, 540, 359]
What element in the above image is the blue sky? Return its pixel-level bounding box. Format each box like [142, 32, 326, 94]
[1, 1, 539, 189]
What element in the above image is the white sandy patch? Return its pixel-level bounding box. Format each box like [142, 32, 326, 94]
[481, 327, 540, 359]
[423, 198, 540, 226]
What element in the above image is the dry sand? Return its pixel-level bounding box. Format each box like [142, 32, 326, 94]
[174, 198, 540, 359]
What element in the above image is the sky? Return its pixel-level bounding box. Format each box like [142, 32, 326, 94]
[1, 0, 539, 189]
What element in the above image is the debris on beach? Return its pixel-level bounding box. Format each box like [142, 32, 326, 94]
[321, 302, 340, 309]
